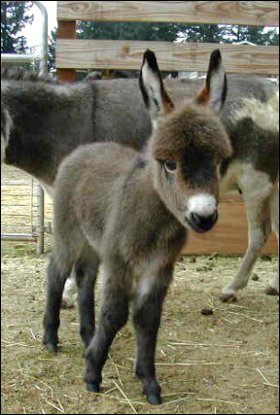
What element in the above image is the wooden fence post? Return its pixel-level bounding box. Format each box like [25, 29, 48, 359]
[57, 20, 76, 82]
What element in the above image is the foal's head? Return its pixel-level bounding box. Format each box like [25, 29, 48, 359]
[140, 50, 232, 233]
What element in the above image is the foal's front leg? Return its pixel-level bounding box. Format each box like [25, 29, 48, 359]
[132, 269, 172, 405]
[85, 273, 129, 392]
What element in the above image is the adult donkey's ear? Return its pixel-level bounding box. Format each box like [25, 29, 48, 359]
[196, 49, 227, 113]
[139, 49, 175, 130]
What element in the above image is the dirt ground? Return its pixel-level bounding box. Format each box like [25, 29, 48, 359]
[1, 241, 279, 414]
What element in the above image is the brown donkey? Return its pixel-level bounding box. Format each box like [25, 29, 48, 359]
[43, 50, 232, 404]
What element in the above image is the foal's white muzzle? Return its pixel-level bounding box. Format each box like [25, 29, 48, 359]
[185, 194, 218, 233]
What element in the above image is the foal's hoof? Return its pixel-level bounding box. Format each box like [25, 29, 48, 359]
[143, 382, 162, 405]
[264, 285, 279, 296]
[44, 343, 58, 353]
[86, 382, 100, 393]
[146, 393, 162, 405]
[219, 291, 237, 303]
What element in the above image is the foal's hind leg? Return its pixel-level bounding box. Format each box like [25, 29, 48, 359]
[75, 252, 100, 347]
[43, 257, 71, 352]
[265, 185, 279, 295]
[220, 191, 271, 302]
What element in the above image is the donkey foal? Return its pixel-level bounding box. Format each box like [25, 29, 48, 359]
[43, 50, 232, 404]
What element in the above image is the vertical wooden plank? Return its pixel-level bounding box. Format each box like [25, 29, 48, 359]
[57, 68, 77, 82]
[58, 20, 77, 38]
[57, 21, 76, 82]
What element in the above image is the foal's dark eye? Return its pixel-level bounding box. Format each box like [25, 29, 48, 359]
[163, 160, 177, 173]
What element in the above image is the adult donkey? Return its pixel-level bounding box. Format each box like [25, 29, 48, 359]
[1, 57, 278, 304]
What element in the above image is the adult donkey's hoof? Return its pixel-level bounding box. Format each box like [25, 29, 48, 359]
[61, 298, 75, 309]
[61, 280, 78, 309]
[264, 285, 279, 296]
[219, 291, 238, 303]
[61, 292, 77, 309]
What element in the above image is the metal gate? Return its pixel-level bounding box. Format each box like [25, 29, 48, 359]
[1, 0, 48, 254]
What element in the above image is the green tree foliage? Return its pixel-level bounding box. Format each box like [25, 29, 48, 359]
[48, 28, 57, 71]
[1, 1, 33, 53]
[77, 20, 278, 46]
[178, 24, 279, 45]
[220, 25, 279, 45]
[77, 21, 187, 42]
[177, 24, 225, 43]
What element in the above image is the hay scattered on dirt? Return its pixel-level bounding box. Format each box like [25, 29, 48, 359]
[1, 248, 278, 414]
[1, 165, 279, 414]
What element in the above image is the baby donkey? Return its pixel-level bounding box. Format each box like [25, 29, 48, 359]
[43, 50, 232, 404]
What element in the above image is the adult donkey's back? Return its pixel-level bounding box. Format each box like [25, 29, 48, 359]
[1, 70, 152, 186]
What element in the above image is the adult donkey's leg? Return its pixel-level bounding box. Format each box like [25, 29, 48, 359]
[220, 187, 272, 302]
[265, 184, 279, 295]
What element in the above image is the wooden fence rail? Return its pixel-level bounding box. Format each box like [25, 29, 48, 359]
[57, 1, 279, 81]
[56, 40, 279, 74]
[57, 1, 279, 26]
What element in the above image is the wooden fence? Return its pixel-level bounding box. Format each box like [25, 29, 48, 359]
[56, 1, 279, 254]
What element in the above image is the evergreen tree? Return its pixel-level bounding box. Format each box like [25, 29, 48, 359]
[48, 28, 56, 71]
[77, 21, 186, 42]
[77, 21, 278, 46]
[177, 24, 225, 43]
[1, 1, 33, 53]
[221, 25, 279, 45]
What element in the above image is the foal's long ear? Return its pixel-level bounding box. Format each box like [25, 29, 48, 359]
[196, 49, 227, 113]
[139, 49, 174, 129]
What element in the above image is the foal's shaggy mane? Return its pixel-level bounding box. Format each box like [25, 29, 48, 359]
[1, 67, 58, 84]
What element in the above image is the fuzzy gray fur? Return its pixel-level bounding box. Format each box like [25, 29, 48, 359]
[43, 50, 231, 405]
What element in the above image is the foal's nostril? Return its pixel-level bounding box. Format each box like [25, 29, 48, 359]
[190, 212, 200, 227]
[212, 210, 219, 227]
[190, 210, 218, 232]
[210, 210, 218, 226]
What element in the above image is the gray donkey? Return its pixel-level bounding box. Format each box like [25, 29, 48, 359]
[219, 84, 279, 301]
[1, 67, 197, 307]
[43, 49, 232, 405]
[1, 53, 278, 305]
